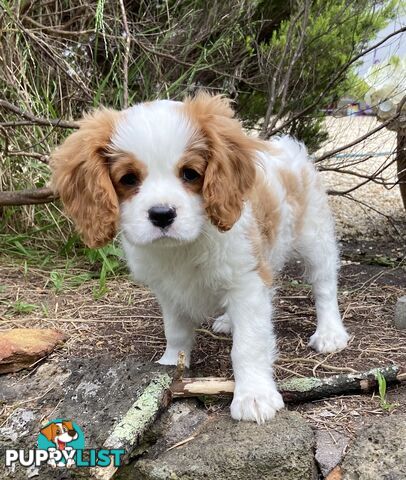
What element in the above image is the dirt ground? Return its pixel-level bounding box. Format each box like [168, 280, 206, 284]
[1, 117, 405, 438]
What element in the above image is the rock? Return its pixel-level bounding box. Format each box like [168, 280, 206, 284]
[394, 296, 406, 329]
[315, 429, 349, 477]
[0, 328, 67, 373]
[146, 399, 210, 454]
[0, 356, 174, 480]
[341, 414, 406, 480]
[120, 410, 317, 480]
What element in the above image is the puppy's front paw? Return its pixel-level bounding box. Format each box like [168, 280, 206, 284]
[309, 327, 349, 353]
[157, 349, 190, 367]
[212, 313, 231, 334]
[230, 385, 284, 424]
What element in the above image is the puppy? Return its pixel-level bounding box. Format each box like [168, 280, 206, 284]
[51, 93, 349, 423]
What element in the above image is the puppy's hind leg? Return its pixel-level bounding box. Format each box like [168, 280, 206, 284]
[157, 304, 195, 368]
[298, 204, 349, 353]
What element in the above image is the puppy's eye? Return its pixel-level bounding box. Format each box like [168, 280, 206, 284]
[120, 173, 138, 186]
[182, 168, 201, 182]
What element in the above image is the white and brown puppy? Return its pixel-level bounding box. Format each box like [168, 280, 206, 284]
[51, 93, 349, 423]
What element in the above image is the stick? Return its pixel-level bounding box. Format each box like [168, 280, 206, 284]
[170, 365, 402, 402]
[90, 372, 172, 480]
[89, 365, 401, 480]
[0, 187, 57, 206]
[0, 99, 78, 129]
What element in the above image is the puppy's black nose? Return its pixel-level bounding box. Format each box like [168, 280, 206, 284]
[148, 206, 176, 229]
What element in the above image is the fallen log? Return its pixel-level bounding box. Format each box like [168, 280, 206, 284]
[170, 365, 404, 403]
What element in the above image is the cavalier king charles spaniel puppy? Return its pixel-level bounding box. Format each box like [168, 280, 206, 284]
[51, 92, 349, 423]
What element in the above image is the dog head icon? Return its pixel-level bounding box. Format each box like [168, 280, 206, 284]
[40, 420, 78, 450]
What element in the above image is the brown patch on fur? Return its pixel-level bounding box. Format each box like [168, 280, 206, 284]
[176, 143, 207, 194]
[109, 152, 148, 201]
[249, 174, 280, 246]
[50, 108, 120, 248]
[248, 223, 273, 287]
[248, 175, 280, 287]
[183, 92, 275, 231]
[277, 166, 310, 236]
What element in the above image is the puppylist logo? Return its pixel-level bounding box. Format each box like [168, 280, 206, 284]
[5, 419, 124, 469]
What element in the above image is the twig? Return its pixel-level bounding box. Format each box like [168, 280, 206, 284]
[0, 187, 57, 206]
[6, 151, 50, 164]
[166, 435, 196, 452]
[265, 26, 406, 137]
[0, 99, 78, 129]
[90, 372, 172, 480]
[118, 0, 131, 109]
[170, 365, 403, 402]
[174, 351, 186, 380]
[317, 97, 406, 163]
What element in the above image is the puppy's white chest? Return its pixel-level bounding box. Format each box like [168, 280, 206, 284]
[122, 239, 238, 320]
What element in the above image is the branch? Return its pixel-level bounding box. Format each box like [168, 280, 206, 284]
[118, 0, 131, 109]
[170, 365, 403, 403]
[338, 193, 403, 237]
[91, 373, 172, 480]
[261, 5, 308, 137]
[265, 25, 406, 137]
[6, 151, 50, 164]
[316, 97, 406, 163]
[0, 99, 78, 129]
[0, 187, 57, 206]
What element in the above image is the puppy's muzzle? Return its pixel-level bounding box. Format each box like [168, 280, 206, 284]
[148, 205, 177, 229]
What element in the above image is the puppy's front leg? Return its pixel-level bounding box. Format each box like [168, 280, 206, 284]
[157, 303, 195, 368]
[227, 274, 284, 423]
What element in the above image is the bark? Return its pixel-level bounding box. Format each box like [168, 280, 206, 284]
[170, 365, 402, 403]
[91, 373, 173, 480]
[0, 187, 57, 206]
[397, 131, 406, 210]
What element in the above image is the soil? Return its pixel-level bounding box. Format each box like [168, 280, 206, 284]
[1, 229, 405, 437]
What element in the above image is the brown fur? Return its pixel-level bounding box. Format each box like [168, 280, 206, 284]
[277, 166, 310, 236]
[248, 175, 281, 286]
[183, 92, 269, 231]
[109, 153, 148, 201]
[50, 108, 121, 248]
[250, 175, 280, 246]
[176, 144, 207, 194]
[249, 225, 274, 287]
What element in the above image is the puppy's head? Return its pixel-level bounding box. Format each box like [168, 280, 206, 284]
[51, 93, 262, 248]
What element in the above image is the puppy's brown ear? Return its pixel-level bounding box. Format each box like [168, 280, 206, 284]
[40, 423, 57, 442]
[185, 92, 261, 231]
[50, 108, 120, 248]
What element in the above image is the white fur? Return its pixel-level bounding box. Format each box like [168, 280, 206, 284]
[115, 100, 349, 423]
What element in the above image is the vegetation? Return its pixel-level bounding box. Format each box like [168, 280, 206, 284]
[0, 0, 403, 280]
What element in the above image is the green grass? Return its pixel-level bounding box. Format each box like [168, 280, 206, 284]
[375, 371, 398, 412]
[5, 300, 38, 315]
[0, 224, 127, 299]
